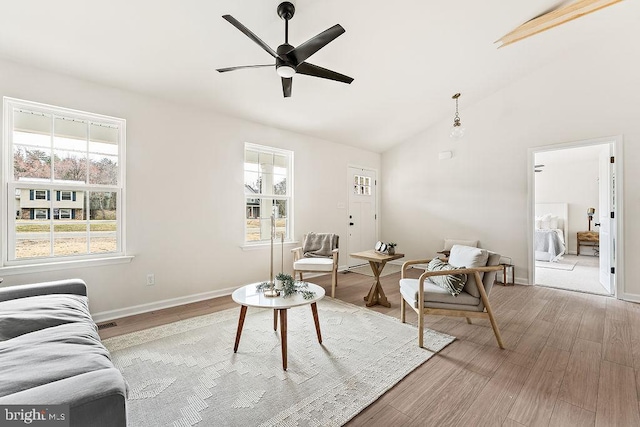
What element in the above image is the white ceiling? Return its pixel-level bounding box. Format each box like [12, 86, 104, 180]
[0, 1, 634, 152]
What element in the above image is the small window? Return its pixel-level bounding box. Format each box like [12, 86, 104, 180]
[35, 190, 47, 200]
[244, 143, 293, 243]
[34, 209, 48, 220]
[60, 191, 72, 201]
[59, 208, 72, 219]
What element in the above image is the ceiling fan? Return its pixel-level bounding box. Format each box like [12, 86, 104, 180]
[216, 1, 354, 98]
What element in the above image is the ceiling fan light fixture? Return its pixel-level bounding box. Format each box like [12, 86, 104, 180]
[450, 93, 466, 139]
[276, 64, 296, 78]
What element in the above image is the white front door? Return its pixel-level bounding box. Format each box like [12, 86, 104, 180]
[347, 167, 377, 268]
[598, 145, 614, 293]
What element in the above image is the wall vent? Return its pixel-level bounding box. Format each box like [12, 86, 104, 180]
[97, 321, 117, 330]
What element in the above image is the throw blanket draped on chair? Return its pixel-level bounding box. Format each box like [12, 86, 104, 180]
[303, 232, 337, 258]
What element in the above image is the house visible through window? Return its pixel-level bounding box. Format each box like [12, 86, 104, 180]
[2, 97, 126, 264]
[244, 143, 293, 243]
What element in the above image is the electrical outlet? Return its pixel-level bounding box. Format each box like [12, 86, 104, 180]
[146, 274, 155, 286]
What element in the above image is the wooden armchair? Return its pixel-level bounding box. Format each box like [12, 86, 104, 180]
[399, 245, 504, 348]
[292, 234, 339, 298]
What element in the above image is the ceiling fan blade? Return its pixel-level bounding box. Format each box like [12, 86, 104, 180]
[296, 62, 353, 84]
[287, 24, 345, 65]
[222, 15, 278, 58]
[282, 77, 292, 98]
[217, 64, 273, 73]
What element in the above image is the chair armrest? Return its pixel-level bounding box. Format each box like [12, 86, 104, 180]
[401, 259, 432, 278]
[332, 248, 339, 265]
[291, 247, 303, 262]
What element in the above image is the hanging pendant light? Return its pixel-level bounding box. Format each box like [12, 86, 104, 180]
[450, 93, 466, 139]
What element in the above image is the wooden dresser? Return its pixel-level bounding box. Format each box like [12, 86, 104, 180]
[577, 231, 599, 255]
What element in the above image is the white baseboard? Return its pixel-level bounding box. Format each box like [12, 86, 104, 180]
[620, 292, 640, 304]
[91, 286, 237, 323]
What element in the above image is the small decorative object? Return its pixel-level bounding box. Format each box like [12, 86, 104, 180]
[450, 93, 465, 139]
[257, 274, 316, 300]
[275, 272, 287, 291]
[387, 242, 397, 255]
[375, 240, 387, 254]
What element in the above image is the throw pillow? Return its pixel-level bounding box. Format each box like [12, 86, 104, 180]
[427, 258, 468, 297]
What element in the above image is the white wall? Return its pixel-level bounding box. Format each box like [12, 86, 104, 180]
[535, 153, 599, 254]
[381, 27, 640, 300]
[0, 59, 380, 317]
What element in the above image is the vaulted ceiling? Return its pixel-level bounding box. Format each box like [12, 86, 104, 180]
[0, 1, 634, 152]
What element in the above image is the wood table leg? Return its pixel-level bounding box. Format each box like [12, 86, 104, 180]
[311, 302, 322, 344]
[279, 309, 288, 370]
[273, 309, 278, 331]
[363, 261, 391, 308]
[234, 305, 248, 353]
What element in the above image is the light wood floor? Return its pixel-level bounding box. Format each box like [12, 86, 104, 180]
[99, 268, 640, 427]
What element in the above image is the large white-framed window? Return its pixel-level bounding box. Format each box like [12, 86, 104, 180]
[2, 97, 126, 266]
[244, 143, 293, 244]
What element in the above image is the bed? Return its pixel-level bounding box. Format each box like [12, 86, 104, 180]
[534, 203, 568, 262]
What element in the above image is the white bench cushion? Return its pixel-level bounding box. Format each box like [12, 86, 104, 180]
[294, 258, 334, 272]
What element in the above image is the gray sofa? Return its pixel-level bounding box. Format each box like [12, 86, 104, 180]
[0, 279, 127, 427]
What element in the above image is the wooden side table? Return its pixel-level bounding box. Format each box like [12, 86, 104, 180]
[577, 231, 599, 255]
[349, 250, 405, 307]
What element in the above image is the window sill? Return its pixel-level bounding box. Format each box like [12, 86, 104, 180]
[0, 255, 134, 276]
[241, 241, 300, 251]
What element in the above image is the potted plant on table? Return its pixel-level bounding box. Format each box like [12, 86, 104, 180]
[387, 242, 397, 255]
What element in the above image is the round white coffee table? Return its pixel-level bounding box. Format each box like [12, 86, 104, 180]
[232, 282, 325, 370]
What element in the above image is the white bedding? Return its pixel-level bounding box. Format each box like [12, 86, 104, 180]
[534, 228, 566, 262]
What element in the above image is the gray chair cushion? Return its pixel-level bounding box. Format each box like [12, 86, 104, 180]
[399, 278, 480, 309]
[448, 245, 489, 298]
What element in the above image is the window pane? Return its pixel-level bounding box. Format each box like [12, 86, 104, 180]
[54, 220, 88, 257]
[89, 123, 118, 155]
[14, 187, 51, 259]
[54, 150, 87, 182]
[245, 198, 289, 241]
[89, 191, 117, 253]
[54, 118, 87, 150]
[89, 154, 118, 185]
[273, 174, 286, 195]
[13, 145, 51, 180]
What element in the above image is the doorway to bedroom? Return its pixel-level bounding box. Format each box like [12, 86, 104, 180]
[531, 138, 620, 296]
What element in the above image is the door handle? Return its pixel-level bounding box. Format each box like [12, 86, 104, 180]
[349, 222, 354, 226]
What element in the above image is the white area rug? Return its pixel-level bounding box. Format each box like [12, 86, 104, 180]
[535, 259, 577, 271]
[349, 263, 403, 277]
[535, 255, 610, 295]
[104, 298, 454, 427]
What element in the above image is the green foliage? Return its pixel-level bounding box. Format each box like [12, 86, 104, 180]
[256, 273, 316, 300]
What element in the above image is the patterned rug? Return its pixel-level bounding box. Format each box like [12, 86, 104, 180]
[104, 298, 454, 427]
